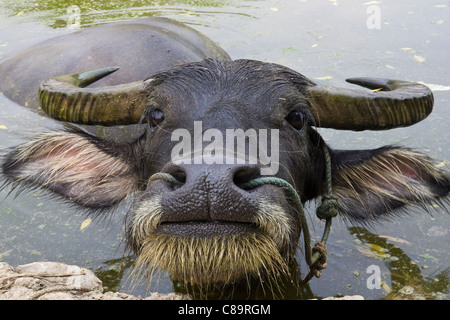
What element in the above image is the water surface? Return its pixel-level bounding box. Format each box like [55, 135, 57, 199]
[0, 0, 448, 299]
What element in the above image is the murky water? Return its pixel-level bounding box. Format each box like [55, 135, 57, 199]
[0, 0, 448, 299]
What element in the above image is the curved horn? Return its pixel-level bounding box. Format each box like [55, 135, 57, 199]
[307, 78, 434, 131]
[39, 67, 152, 126]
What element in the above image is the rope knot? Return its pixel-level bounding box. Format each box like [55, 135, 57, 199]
[316, 195, 339, 220]
[310, 241, 328, 278]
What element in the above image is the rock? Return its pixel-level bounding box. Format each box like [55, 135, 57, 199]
[1, 261, 362, 300]
[0, 261, 190, 300]
[17, 262, 102, 291]
[145, 292, 192, 300]
[320, 295, 364, 300]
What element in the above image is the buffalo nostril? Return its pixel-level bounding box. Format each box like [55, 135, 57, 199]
[233, 167, 260, 187]
[172, 182, 183, 190]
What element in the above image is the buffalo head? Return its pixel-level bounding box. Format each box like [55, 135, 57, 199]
[2, 58, 448, 288]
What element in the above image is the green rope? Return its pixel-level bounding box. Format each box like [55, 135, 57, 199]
[148, 172, 184, 185]
[239, 141, 338, 283]
[148, 140, 338, 283]
[239, 175, 314, 271]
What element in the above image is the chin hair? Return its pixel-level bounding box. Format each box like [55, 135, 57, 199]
[133, 230, 291, 288]
[128, 195, 298, 288]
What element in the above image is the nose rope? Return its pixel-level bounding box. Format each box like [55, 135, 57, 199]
[147, 141, 338, 284]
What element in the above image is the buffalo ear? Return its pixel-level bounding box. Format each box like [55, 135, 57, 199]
[330, 146, 449, 223]
[2, 131, 141, 209]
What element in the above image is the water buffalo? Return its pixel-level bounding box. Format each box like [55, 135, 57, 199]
[1, 17, 448, 290]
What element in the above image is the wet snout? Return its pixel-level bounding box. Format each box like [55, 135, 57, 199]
[152, 156, 262, 236]
[130, 156, 299, 282]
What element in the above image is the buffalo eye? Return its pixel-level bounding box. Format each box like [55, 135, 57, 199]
[147, 109, 164, 127]
[285, 110, 306, 130]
